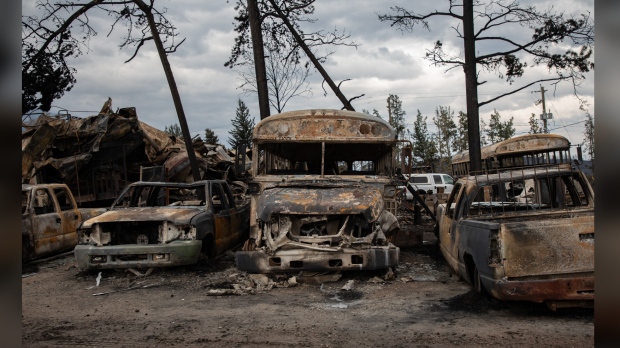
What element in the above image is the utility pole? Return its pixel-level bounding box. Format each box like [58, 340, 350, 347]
[539, 86, 552, 134]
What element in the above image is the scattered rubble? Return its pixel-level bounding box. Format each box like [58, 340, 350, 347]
[22, 98, 250, 207]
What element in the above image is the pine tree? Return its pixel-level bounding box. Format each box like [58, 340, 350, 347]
[484, 109, 515, 144]
[387, 94, 406, 140]
[412, 110, 438, 167]
[165, 123, 183, 137]
[228, 99, 256, 150]
[362, 108, 382, 118]
[204, 128, 219, 145]
[452, 111, 469, 153]
[528, 113, 542, 134]
[433, 106, 457, 167]
[372, 108, 383, 119]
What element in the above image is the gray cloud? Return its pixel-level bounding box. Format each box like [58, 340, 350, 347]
[24, 0, 594, 149]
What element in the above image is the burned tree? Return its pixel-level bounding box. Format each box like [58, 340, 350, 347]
[379, 0, 594, 171]
[236, 36, 312, 113]
[226, 0, 359, 115]
[22, 0, 201, 182]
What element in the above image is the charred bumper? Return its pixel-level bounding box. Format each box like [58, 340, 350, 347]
[235, 246, 399, 273]
[487, 274, 594, 306]
[74, 240, 202, 270]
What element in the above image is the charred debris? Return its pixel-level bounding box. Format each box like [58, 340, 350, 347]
[22, 99, 250, 208]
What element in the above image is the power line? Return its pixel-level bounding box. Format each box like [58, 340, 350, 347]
[543, 89, 574, 143]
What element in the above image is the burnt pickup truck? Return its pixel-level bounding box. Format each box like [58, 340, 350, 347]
[74, 180, 250, 270]
[22, 184, 105, 262]
[436, 164, 594, 309]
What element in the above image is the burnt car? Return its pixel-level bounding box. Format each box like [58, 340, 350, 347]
[436, 164, 594, 309]
[22, 183, 106, 262]
[74, 180, 249, 269]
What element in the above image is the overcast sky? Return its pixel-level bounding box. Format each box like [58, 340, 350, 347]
[22, 0, 594, 154]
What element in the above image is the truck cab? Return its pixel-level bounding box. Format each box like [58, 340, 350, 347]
[22, 184, 82, 261]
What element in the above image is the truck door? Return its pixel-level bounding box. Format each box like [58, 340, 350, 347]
[439, 183, 464, 271]
[30, 188, 63, 257]
[211, 182, 234, 255]
[52, 186, 81, 251]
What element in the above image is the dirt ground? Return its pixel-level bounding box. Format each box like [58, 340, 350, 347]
[22, 222, 594, 348]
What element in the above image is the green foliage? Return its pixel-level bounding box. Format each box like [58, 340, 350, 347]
[22, 47, 77, 113]
[204, 128, 219, 145]
[372, 108, 382, 119]
[387, 94, 406, 140]
[452, 111, 469, 153]
[165, 123, 183, 137]
[412, 110, 438, 166]
[528, 113, 542, 134]
[432, 106, 457, 172]
[433, 106, 457, 157]
[484, 109, 515, 144]
[228, 99, 255, 150]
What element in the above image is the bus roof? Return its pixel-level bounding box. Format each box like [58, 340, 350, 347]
[451, 133, 571, 164]
[253, 109, 396, 142]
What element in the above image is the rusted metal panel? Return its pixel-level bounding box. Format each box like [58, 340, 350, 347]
[451, 133, 571, 165]
[81, 208, 201, 228]
[491, 275, 594, 303]
[256, 186, 384, 222]
[236, 246, 399, 273]
[500, 214, 594, 278]
[74, 240, 202, 269]
[254, 109, 395, 142]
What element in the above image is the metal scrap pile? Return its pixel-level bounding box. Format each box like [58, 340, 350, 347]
[22, 99, 250, 207]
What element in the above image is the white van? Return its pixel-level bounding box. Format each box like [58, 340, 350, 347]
[399, 173, 455, 200]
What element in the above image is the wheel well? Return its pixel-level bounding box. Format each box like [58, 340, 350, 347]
[22, 236, 31, 262]
[463, 253, 476, 285]
[201, 233, 216, 260]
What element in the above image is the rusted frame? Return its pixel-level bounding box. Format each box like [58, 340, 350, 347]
[467, 163, 580, 218]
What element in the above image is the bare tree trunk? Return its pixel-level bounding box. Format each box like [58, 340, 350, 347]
[134, 0, 201, 182]
[267, 0, 355, 111]
[248, 0, 271, 120]
[463, 0, 482, 172]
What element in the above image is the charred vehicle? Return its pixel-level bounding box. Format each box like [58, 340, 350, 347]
[74, 180, 249, 269]
[235, 109, 403, 273]
[436, 163, 594, 309]
[22, 184, 105, 262]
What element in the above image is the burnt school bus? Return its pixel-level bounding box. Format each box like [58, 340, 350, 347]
[451, 133, 573, 178]
[235, 109, 406, 273]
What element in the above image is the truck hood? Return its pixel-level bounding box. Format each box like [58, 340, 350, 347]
[81, 207, 202, 228]
[256, 186, 384, 222]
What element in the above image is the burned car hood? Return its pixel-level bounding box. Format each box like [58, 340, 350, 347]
[81, 207, 202, 228]
[257, 186, 384, 222]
